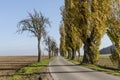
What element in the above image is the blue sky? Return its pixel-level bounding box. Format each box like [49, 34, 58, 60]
[0, 0, 112, 56]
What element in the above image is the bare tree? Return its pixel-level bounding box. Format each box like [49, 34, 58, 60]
[51, 39, 57, 57]
[45, 36, 58, 58]
[44, 36, 52, 59]
[17, 10, 50, 62]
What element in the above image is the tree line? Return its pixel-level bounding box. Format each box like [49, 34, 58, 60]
[59, 0, 120, 69]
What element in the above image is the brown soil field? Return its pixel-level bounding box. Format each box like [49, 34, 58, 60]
[0, 56, 39, 77]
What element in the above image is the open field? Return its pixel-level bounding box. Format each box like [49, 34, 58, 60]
[0, 56, 38, 77]
[0, 55, 118, 79]
[79, 54, 118, 69]
[98, 54, 118, 69]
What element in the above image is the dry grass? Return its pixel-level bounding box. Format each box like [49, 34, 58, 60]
[98, 54, 118, 69]
[0, 56, 38, 62]
[74, 54, 118, 69]
[67, 55, 120, 76]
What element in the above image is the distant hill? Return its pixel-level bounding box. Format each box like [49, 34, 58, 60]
[100, 45, 115, 54]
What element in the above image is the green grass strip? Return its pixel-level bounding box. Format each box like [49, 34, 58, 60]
[65, 57, 120, 76]
[7, 57, 54, 80]
[82, 64, 120, 76]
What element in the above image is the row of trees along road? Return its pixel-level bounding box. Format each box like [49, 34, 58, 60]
[44, 36, 59, 59]
[17, 10, 58, 62]
[60, 0, 120, 69]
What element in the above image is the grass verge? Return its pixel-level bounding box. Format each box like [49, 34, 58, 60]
[82, 64, 120, 76]
[7, 57, 54, 80]
[65, 57, 120, 76]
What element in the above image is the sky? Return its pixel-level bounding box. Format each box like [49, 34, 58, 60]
[0, 0, 112, 56]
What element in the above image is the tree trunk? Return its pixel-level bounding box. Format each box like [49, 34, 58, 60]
[49, 50, 51, 59]
[71, 49, 76, 60]
[67, 51, 70, 59]
[78, 49, 80, 58]
[77, 49, 81, 62]
[82, 40, 92, 64]
[118, 59, 120, 70]
[82, 38, 99, 64]
[38, 39, 41, 62]
[52, 51, 54, 57]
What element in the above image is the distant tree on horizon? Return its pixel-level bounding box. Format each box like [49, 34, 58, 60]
[44, 36, 52, 59]
[44, 36, 58, 58]
[17, 10, 50, 62]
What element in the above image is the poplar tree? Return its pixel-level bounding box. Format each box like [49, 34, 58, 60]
[59, 23, 66, 57]
[83, 0, 110, 64]
[63, 0, 82, 60]
[67, 0, 111, 64]
[107, 0, 120, 69]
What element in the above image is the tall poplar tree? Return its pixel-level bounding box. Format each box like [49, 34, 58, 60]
[63, 0, 82, 60]
[67, 0, 111, 64]
[107, 0, 120, 69]
[59, 23, 66, 57]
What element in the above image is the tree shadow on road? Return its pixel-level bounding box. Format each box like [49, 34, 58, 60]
[22, 64, 80, 67]
[37, 70, 98, 74]
[0, 64, 99, 77]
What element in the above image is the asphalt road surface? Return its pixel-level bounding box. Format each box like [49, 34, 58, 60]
[49, 56, 120, 80]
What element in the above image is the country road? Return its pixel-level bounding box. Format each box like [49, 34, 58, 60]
[49, 56, 120, 80]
